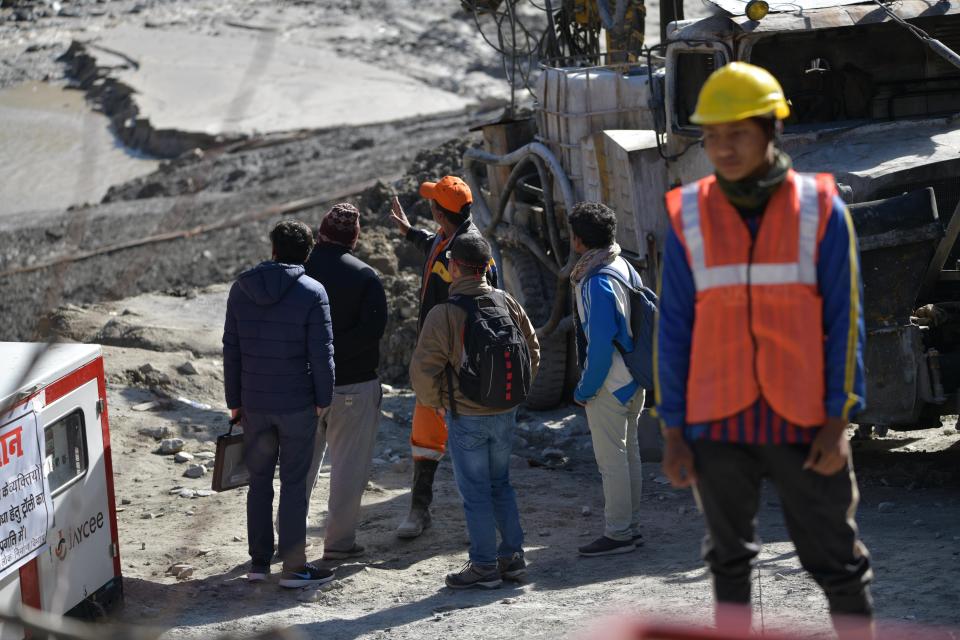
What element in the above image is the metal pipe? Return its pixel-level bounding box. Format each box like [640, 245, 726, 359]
[463, 141, 576, 219]
[528, 154, 565, 266]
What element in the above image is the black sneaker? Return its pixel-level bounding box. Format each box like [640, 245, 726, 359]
[578, 536, 637, 557]
[278, 563, 335, 588]
[497, 553, 527, 580]
[445, 562, 502, 590]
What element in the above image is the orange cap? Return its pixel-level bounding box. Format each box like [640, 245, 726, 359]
[419, 175, 473, 215]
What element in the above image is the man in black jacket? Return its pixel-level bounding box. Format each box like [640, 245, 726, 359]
[389, 176, 498, 539]
[223, 219, 334, 588]
[303, 203, 388, 560]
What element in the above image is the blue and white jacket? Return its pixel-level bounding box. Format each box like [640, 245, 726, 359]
[574, 256, 642, 405]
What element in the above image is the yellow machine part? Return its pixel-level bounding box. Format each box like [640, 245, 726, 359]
[573, 0, 645, 62]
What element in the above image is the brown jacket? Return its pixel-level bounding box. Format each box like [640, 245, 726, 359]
[409, 277, 540, 416]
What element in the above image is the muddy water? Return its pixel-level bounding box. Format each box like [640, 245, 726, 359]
[0, 82, 158, 217]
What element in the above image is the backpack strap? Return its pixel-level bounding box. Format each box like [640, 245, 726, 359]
[443, 294, 478, 418]
[593, 259, 641, 291]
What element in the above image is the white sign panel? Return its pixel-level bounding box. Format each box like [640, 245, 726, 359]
[0, 405, 52, 579]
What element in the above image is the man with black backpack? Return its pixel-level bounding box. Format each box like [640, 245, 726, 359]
[570, 202, 655, 557]
[409, 234, 540, 589]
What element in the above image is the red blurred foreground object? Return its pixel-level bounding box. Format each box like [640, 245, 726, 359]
[585, 616, 959, 640]
[628, 623, 792, 640]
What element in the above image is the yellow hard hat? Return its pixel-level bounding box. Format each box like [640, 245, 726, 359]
[690, 62, 790, 125]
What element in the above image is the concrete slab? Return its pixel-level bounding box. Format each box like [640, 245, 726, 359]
[94, 25, 472, 136]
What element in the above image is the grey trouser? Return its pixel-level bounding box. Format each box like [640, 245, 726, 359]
[308, 379, 382, 552]
[243, 406, 317, 572]
[585, 386, 645, 541]
[692, 440, 873, 617]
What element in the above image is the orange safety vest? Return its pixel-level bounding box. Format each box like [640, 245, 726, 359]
[665, 170, 836, 427]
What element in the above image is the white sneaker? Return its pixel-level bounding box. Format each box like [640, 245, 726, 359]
[247, 570, 268, 583]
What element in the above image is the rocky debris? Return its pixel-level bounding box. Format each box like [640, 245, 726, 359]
[542, 448, 565, 460]
[174, 451, 194, 463]
[194, 451, 216, 460]
[176, 488, 214, 498]
[29, 133, 484, 388]
[177, 361, 200, 375]
[183, 464, 207, 479]
[157, 438, 185, 455]
[139, 425, 174, 440]
[166, 563, 195, 580]
[878, 501, 897, 513]
[581, 506, 591, 517]
[127, 363, 171, 388]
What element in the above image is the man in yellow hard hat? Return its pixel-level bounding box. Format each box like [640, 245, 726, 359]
[655, 62, 874, 637]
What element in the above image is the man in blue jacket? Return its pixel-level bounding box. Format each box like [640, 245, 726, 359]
[223, 219, 336, 588]
[570, 202, 646, 557]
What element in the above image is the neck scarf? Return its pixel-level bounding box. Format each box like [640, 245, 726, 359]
[715, 149, 792, 218]
[571, 243, 621, 284]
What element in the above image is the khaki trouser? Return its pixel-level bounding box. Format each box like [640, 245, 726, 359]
[585, 386, 645, 541]
[276, 379, 382, 552]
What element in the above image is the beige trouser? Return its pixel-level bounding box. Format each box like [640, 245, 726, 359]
[585, 386, 645, 542]
[276, 379, 382, 551]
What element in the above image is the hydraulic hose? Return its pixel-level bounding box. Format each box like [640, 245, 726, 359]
[463, 142, 579, 338]
[463, 141, 576, 227]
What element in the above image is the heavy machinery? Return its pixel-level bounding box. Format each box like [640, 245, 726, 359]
[463, 0, 960, 436]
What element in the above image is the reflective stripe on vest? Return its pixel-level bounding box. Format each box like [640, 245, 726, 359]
[680, 174, 819, 291]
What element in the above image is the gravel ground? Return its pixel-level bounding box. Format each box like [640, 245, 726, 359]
[63, 339, 960, 640]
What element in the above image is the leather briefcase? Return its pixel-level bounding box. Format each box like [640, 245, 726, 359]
[211, 416, 249, 492]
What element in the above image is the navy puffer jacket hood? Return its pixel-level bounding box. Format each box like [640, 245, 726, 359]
[223, 261, 335, 414]
[237, 262, 305, 306]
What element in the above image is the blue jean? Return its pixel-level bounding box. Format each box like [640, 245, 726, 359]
[446, 411, 524, 566]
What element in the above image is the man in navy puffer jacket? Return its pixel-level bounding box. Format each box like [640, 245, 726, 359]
[223, 219, 335, 588]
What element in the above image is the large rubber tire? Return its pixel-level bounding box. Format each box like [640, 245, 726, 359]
[499, 247, 569, 410]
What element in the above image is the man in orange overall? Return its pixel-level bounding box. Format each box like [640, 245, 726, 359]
[656, 63, 874, 638]
[390, 176, 497, 538]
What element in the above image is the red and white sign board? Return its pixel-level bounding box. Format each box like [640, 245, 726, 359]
[0, 402, 53, 580]
[0, 342, 122, 637]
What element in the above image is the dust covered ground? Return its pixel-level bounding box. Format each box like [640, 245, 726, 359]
[74, 334, 959, 640]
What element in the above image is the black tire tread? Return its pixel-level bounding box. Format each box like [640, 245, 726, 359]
[500, 248, 568, 410]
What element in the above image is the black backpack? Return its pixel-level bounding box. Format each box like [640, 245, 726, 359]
[445, 291, 532, 416]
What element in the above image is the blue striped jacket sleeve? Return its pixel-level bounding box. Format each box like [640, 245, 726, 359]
[574, 275, 620, 403]
[819, 195, 866, 420]
[654, 227, 696, 428]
